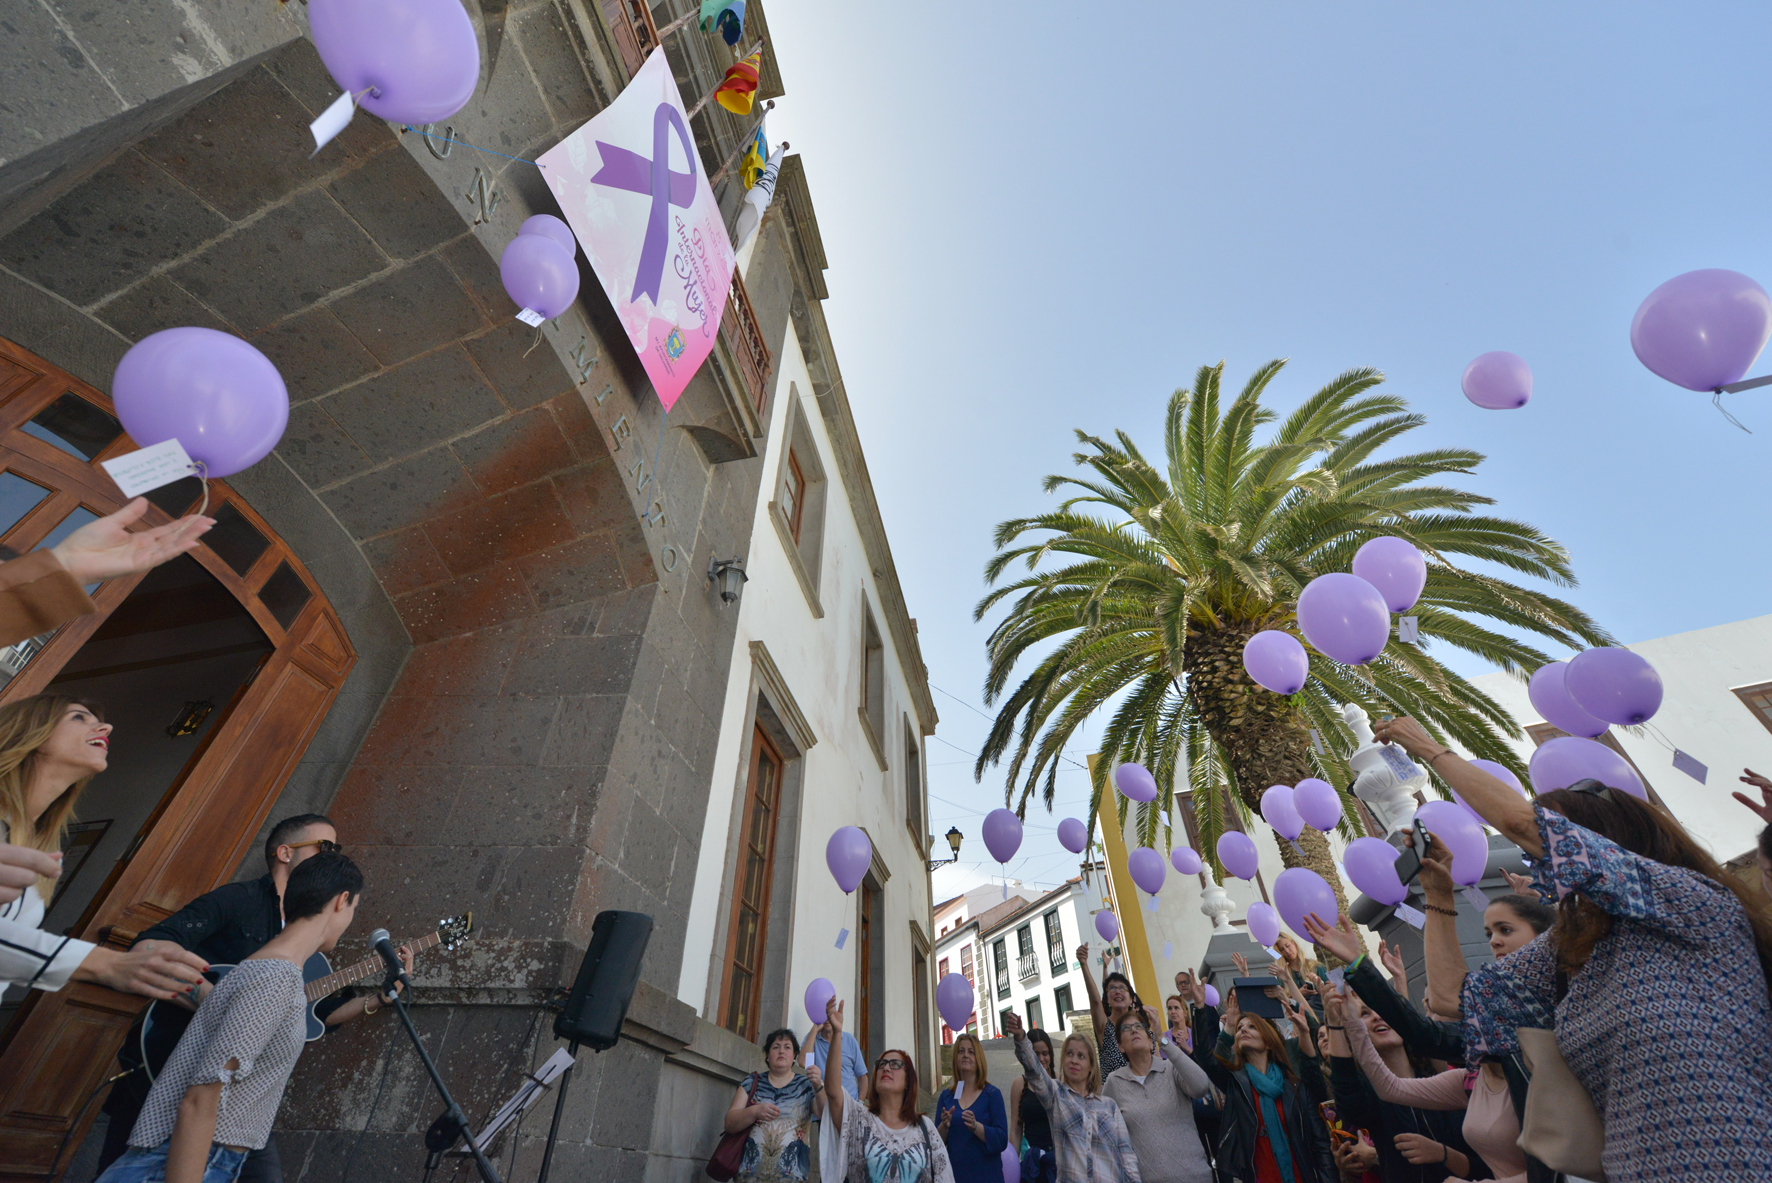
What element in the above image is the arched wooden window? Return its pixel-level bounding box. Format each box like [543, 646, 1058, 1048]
[0, 336, 356, 1178]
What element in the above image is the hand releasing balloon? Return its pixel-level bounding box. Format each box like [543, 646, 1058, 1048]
[1529, 736, 1647, 800]
[1094, 911, 1120, 941]
[1528, 662, 1608, 739]
[1243, 630, 1309, 695]
[1564, 647, 1663, 727]
[309, 0, 481, 125]
[804, 977, 835, 1025]
[826, 827, 872, 894]
[1057, 817, 1088, 854]
[1170, 846, 1203, 876]
[1260, 785, 1304, 841]
[1273, 867, 1339, 939]
[1114, 762, 1158, 803]
[1343, 836, 1408, 906]
[1414, 800, 1489, 886]
[1246, 902, 1281, 948]
[1292, 778, 1342, 831]
[112, 328, 289, 479]
[1129, 847, 1166, 896]
[982, 809, 1023, 864]
[936, 973, 975, 1032]
[1297, 573, 1391, 665]
[1352, 537, 1428, 613]
[1631, 269, 1772, 392]
[1461, 351, 1533, 410]
[1217, 831, 1259, 881]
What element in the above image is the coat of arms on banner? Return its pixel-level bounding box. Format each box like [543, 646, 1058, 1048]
[537, 49, 735, 411]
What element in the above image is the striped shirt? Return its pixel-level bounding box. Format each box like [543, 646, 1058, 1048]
[0, 823, 95, 992]
[1014, 1033, 1141, 1183]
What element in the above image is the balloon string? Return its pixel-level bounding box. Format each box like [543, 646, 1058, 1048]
[1712, 390, 1753, 433]
[399, 126, 545, 168]
[523, 328, 545, 358]
[194, 462, 209, 519]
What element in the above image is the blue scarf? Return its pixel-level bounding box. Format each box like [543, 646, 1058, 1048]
[1245, 1061, 1299, 1183]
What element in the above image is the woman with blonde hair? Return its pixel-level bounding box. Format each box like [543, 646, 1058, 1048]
[0, 695, 204, 996]
[1003, 1009, 1139, 1182]
[936, 1031, 1007, 1182]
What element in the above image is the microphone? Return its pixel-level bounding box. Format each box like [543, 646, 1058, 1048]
[369, 928, 408, 991]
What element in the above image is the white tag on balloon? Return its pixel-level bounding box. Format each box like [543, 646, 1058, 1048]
[834, 927, 848, 950]
[515, 307, 547, 327]
[101, 438, 198, 498]
[309, 91, 356, 156]
[1310, 729, 1325, 755]
[805, 1051, 815, 1067]
[1397, 616, 1420, 644]
[1147, 895, 1158, 912]
[1672, 749, 1708, 783]
[1264, 946, 1280, 959]
[1462, 885, 1490, 911]
[1327, 968, 1346, 988]
[1163, 941, 1172, 959]
[1393, 903, 1427, 929]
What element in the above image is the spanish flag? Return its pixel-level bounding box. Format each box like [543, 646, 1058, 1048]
[714, 51, 761, 115]
[699, 0, 745, 47]
[739, 123, 769, 189]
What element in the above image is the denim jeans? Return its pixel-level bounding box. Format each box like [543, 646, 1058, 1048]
[97, 1142, 249, 1183]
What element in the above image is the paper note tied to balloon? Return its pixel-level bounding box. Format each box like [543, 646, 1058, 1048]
[536, 49, 735, 412]
[1672, 749, 1708, 783]
[1163, 941, 1172, 959]
[1398, 616, 1420, 645]
[835, 927, 848, 950]
[101, 438, 197, 498]
[309, 92, 356, 156]
[1393, 902, 1427, 930]
[1462, 885, 1490, 911]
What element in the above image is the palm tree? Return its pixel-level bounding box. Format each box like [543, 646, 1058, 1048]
[974, 360, 1610, 897]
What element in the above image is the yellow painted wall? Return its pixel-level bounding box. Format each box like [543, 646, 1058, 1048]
[1088, 755, 1162, 1005]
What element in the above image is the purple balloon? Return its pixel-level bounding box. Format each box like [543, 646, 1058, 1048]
[982, 808, 1023, 864]
[1461, 351, 1533, 410]
[1113, 762, 1159, 803]
[1528, 662, 1608, 739]
[1453, 759, 1527, 830]
[1217, 831, 1260, 881]
[1246, 901, 1281, 948]
[309, 0, 480, 125]
[1352, 536, 1428, 614]
[1343, 836, 1408, 906]
[519, 214, 577, 255]
[1529, 736, 1647, 800]
[1415, 800, 1489, 886]
[1242, 630, 1309, 695]
[1631, 269, 1772, 392]
[1000, 1144, 1020, 1183]
[936, 972, 975, 1032]
[1129, 846, 1167, 896]
[826, 826, 872, 894]
[1273, 867, 1339, 939]
[500, 233, 580, 319]
[1203, 984, 1220, 1007]
[1565, 647, 1664, 727]
[1296, 573, 1391, 665]
[1057, 817, 1088, 854]
[112, 328, 289, 479]
[804, 977, 835, 1025]
[1292, 778, 1342, 831]
[1094, 911, 1120, 941]
[1171, 846, 1203, 876]
[1260, 785, 1304, 841]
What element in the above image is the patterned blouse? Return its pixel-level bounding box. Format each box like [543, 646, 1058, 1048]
[1458, 804, 1772, 1181]
[1014, 1033, 1141, 1183]
[820, 1104, 955, 1183]
[740, 1071, 819, 1182]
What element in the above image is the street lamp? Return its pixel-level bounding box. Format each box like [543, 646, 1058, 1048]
[707, 557, 748, 605]
[926, 826, 962, 872]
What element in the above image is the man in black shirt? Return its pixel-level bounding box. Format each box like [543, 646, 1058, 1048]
[96, 814, 410, 1183]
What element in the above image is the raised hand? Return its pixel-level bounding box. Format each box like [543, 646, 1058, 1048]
[1220, 981, 1241, 1025]
[1076, 942, 1091, 968]
[1503, 869, 1537, 895]
[1734, 769, 1772, 824]
[1302, 912, 1364, 965]
[1003, 1009, 1025, 1040]
[825, 995, 845, 1035]
[1417, 831, 1457, 903]
[0, 844, 59, 905]
[51, 498, 214, 584]
[1371, 715, 1441, 761]
[805, 1062, 823, 1090]
[1378, 941, 1407, 982]
[1231, 951, 1249, 977]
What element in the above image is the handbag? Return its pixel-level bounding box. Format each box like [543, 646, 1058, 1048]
[706, 1072, 760, 1181]
[1515, 1027, 1607, 1181]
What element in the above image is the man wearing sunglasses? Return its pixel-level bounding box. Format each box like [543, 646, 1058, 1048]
[96, 814, 410, 1183]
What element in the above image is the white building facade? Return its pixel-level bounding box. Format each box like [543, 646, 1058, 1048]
[934, 877, 1101, 1041]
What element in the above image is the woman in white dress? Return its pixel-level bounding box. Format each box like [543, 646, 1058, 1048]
[818, 995, 956, 1183]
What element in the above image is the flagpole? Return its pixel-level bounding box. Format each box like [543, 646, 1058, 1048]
[686, 37, 766, 121]
[709, 102, 778, 187]
[650, 7, 698, 43]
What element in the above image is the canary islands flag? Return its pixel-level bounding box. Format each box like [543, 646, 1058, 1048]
[714, 51, 761, 115]
[740, 122, 769, 189]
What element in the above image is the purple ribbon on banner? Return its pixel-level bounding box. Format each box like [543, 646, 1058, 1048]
[590, 102, 696, 304]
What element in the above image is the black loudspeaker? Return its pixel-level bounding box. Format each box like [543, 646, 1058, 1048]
[554, 910, 653, 1050]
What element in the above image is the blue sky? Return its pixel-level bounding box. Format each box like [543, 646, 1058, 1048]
[763, 1, 1772, 894]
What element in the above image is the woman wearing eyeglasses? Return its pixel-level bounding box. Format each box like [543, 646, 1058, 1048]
[1373, 714, 1772, 1182]
[817, 994, 955, 1183]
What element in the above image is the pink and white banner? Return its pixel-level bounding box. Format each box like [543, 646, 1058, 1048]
[537, 49, 734, 411]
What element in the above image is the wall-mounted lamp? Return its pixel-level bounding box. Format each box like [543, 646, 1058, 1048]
[165, 701, 215, 738]
[926, 825, 963, 872]
[707, 557, 748, 605]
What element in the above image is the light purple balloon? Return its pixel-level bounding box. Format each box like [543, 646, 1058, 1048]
[1171, 846, 1203, 876]
[936, 972, 975, 1032]
[1246, 901, 1281, 948]
[1631, 268, 1772, 392]
[1203, 984, 1220, 1007]
[112, 327, 289, 479]
[1113, 762, 1158, 803]
[309, 0, 480, 125]
[1057, 817, 1088, 854]
[1352, 536, 1428, 614]
[1528, 662, 1608, 738]
[1242, 630, 1309, 695]
[1273, 867, 1339, 939]
[500, 233, 580, 319]
[826, 826, 872, 894]
[804, 977, 835, 1025]
[1094, 911, 1120, 941]
[1292, 778, 1342, 831]
[1461, 351, 1533, 410]
[1217, 831, 1260, 881]
[1415, 800, 1489, 886]
[1529, 736, 1647, 800]
[1000, 1144, 1019, 1183]
[1343, 836, 1408, 906]
[982, 808, 1023, 864]
[1453, 759, 1527, 830]
[1129, 846, 1167, 896]
[1260, 785, 1304, 841]
[1296, 573, 1391, 666]
[1565, 647, 1664, 727]
[519, 214, 577, 255]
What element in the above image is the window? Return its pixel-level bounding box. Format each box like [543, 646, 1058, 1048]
[992, 938, 1010, 999]
[1044, 910, 1066, 974]
[1016, 925, 1034, 958]
[1026, 996, 1044, 1033]
[781, 449, 807, 543]
[1735, 682, 1772, 737]
[912, 946, 933, 1086]
[1053, 984, 1074, 1022]
[858, 880, 881, 1062]
[770, 389, 829, 613]
[719, 725, 786, 1040]
[960, 943, 974, 985]
[905, 718, 924, 845]
[938, 956, 949, 977]
[1015, 924, 1039, 981]
[858, 601, 887, 769]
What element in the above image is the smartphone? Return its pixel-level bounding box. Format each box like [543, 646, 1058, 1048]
[1391, 819, 1431, 886]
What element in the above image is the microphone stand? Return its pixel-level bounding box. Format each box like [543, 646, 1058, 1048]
[382, 963, 504, 1183]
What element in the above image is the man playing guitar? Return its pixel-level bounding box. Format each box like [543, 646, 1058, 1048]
[96, 814, 413, 1183]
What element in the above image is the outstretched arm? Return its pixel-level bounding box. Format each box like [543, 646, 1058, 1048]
[1373, 717, 1539, 855]
[1344, 1012, 1467, 1111]
[822, 997, 848, 1131]
[1418, 834, 1471, 1018]
[1078, 941, 1107, 1034]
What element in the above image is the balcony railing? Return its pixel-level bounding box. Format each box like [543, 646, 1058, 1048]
[1016, 952, 1041, 983]
[722, 270, 774, 415]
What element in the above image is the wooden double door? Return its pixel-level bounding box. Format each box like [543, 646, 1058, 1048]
[0, 338, 356, 1181]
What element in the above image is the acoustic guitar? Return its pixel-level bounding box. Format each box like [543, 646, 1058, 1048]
[126, 912, 473, 1082]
